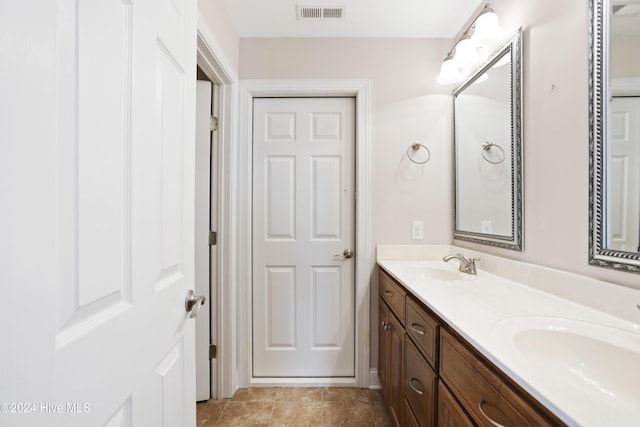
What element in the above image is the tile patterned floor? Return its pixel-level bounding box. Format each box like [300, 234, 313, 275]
[196, 387, 393, 426]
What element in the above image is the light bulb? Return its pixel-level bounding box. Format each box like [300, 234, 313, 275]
[471, 11, 504, 45]
[436, 59, 462, 85]
[452, 39, 480, 68]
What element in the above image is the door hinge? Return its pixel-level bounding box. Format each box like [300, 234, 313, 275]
[209, 344, 217, 360]
[209, 230, 217, 246]
[209, 116, 218, 132]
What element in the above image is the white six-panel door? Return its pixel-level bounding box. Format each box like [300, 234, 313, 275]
[252, 97, 356, 378]
[1, 0, 198, 425]
[610, 97, 640, 252]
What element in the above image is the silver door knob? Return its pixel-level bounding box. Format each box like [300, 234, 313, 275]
[185, 290, 206, 319]
[334, 249, 354, 259]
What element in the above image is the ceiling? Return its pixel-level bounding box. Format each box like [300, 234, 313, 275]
[222, 0, 483, 38]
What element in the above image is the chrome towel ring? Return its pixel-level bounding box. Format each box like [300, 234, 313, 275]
[407, 142, 431, 164]
[481, 142, 505, 164]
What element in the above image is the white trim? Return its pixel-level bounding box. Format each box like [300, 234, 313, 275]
[196, 16, 239, 399]
[611, 77, 640, 96]
[196, 14, 238, 85]
[237, 79, 372, 388]
[369, 369, 381, 389]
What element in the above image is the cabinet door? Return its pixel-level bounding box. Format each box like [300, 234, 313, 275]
[379, 298, 403, 427]
[387, 309, 405, 427]
[378, 297, 389, 393]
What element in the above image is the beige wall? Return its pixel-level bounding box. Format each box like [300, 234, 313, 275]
[240, 37, 455, 248]
[456, 0, 638, 291]
[237, 0, 640, 375]
[611, 35, 640, 78]
[239, 0, 640, 291]
[198, 0, 239, 73]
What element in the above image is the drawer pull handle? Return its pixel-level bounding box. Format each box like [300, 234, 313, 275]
[410, 323, 425, 335]
[478, 400, 507, 427]
[408, 378, 423, 395]
[383, 291, 393, 297]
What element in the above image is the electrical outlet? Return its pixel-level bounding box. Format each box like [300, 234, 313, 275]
[411, 221, 424, 240]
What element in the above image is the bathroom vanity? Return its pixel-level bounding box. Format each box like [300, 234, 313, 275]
[378, 267, 563, 426]
[376, 245, 640, 427]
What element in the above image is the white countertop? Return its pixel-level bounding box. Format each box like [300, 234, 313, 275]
[377, 245, 640, 427]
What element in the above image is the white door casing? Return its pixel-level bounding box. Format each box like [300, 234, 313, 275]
[196, 21, 239, 398]
[237, 79, 371, 388]
[1, 0, 198, 425]
[252, 97, 356, 378]
[609, 96, 640, 252]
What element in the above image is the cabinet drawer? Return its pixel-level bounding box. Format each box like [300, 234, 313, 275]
[379, 269, 406, 324]
[404, 399, 420, 427]
[404, 337, 436, 427]
[440, 329, 562, 427]
[437, 381, 474, 427]
[406, 297, 439, 369]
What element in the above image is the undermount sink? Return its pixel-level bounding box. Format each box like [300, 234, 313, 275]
[493, 316, 640, 411]
[400, 265, 463, 282]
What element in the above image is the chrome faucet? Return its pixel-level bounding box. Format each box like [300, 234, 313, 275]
[443, 253, 480, 275]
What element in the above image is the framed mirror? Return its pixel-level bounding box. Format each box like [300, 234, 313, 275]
[453, 30, 523, 250]
[589, 0, 640, 273]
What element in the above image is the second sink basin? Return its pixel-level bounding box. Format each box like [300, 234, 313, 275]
[493, 316, 640, 413]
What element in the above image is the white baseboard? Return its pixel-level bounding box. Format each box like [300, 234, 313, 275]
[368, 369, 381, 389]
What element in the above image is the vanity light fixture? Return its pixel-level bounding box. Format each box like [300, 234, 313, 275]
[436, 52, 463, 85]
[436, 3, 505, 85]
[452, 38, 481, 68]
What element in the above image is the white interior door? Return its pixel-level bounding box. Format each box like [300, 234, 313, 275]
[195, 80, 213, 400]
[252, 97, 356, 378]
[1, 0, 198, 425]
[609, 96, 640, 252]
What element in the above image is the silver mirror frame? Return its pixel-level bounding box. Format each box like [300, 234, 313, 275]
[453, 30, 523, 251]
[589, 0, 640, 273]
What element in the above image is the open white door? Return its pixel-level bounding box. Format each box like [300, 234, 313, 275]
[195, 80, 213, 401]
[1, 0, 198, 425]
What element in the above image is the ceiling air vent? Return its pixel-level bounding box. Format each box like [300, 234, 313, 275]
[297, 5, 346, 21]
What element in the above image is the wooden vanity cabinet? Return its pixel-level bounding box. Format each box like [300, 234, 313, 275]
[380, 269, 438, 427]
[379, 269, 409, 426]
[440, 328, 564, 427]
[378, 267, 566, 427]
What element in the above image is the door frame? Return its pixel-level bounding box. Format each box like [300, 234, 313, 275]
[196, 16, 239, 398]
[238, 79, 372, 387]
